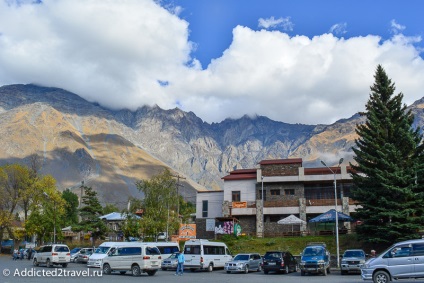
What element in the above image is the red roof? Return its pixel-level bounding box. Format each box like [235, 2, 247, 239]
[258, 158, 303, 165]
[222, 173, 257, 181]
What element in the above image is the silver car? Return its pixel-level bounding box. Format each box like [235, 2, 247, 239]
[224, 253, 262, 274]
[161, 253, 178, 271]
[341, 249, 366, 275]
[361, 239, 424, 283]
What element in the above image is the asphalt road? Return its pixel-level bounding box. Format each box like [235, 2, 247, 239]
[0, 254, 422, 283]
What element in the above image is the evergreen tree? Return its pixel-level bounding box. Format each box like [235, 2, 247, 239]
[77, 186, 107, 245]
[62, 189, 79, 226]
[351, 65, 424, 245]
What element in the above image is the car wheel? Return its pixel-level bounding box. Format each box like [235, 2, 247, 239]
[103, 263, 111, 275]
[244, 265, 249, 274]
[132, 265, 141, 276]
[285, 265, 289, 274]
[46, 259, 51, 268]
[146, 270, 157, 276]
[373, 270, 390, 283]
[207, 264, 213, 272]
[62, 263, 68, 268]
[33, 258, 39, 267]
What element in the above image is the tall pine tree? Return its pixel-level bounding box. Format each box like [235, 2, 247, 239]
[351, 65, 424, 245]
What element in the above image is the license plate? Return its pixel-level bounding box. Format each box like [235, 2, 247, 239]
[268, 262, 276, 265]
[59, 257, 65, 260]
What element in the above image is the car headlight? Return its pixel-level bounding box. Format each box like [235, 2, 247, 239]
[300, 261, 305, 265]
[237, 263, 244, 266]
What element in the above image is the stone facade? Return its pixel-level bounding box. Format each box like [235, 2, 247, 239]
[261, 163, 301, 177]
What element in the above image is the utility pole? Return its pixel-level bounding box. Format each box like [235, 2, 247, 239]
[171, 174, 185, 222]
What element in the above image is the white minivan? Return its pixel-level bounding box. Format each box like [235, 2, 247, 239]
[101, 243, 161, 276]
[142, 242, 180, 259]
[87, 242, 129, 268]
[183, 239, 232, 271]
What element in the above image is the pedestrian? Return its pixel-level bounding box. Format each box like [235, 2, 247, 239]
[370, 250, 377, 258]
[27, 248, 32, 260]
[12, 248, 18, 260]
[175, 251, 185, 276]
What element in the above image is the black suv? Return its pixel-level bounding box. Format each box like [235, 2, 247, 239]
[262, 251, 298, 274]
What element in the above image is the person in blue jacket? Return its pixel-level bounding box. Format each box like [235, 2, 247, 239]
[175, 251, 185, 276]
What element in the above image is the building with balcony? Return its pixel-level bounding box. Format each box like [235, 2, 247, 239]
[195, 158, 358, 239]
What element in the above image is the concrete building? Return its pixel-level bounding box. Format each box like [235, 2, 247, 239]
[195, 158, 358, 239]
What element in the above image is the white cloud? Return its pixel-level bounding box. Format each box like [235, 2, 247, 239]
[390, 19, 406, 34]
[258, 16, 294, 31]
[0, 0, 424, 126]
[329, 22, 347, 35]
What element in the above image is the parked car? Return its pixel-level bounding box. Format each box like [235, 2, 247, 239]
[225, 253, 262, 274]
[262, 251, 298, 274]
[161, 253, 178, 270]
[33, 244, 71, 267]
[70, 247, 82, 262]
[341, 249, 366, 275]
[157, 232, 167, 241]
[299, 242, 330, 276]
[361, 239, 424, 283]
[75, 248, 94, 263]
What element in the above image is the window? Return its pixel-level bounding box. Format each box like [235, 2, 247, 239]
[284, 189, 295, 196]
[146, 247, 160, 255]
[270, 189, 280, 195]
[413, 243, 424, 256]
[202, 200, 208, 218]
[232, 191, 241, 201]
[184, 245, 201, 255]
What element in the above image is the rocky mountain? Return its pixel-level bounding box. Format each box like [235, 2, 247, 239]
[1, 84, 423, 206]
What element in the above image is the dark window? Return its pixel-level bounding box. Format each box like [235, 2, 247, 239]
[202, 200, 208, 218]
[270, 189, 280, 195]
[232, 191, 241, 201]
[204, 245, 225, 255]
[184, 245, 200, 255]
[158, 246, 179, 254]
[284, 189, 294, 195]
[146, 247, 160, 255]
[413, 243, 424, 256]
[44, 246, 52, 253]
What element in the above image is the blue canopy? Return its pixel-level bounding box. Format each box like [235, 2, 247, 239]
[309, 209, 354, 223]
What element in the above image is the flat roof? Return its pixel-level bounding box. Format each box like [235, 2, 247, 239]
[258, 158, 303, 165]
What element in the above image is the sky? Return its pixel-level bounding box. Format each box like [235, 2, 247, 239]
[1, 0, 424, 125]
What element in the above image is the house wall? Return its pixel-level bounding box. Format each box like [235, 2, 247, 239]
[196, 191, 223, 219]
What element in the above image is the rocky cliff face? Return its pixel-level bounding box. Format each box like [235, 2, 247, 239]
[1, 84, 422, 204]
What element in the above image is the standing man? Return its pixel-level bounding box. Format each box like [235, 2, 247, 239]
[370, 250, 377, 258]
[175, 251, 185, 276]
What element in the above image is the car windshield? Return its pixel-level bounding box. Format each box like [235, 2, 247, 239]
[234, 254, 249, 261]
[94, 246, 110, 254]
[54, 246, 69, 252]
[303, 247, 324, 256]
[168, 253, 178, 259]
[264, 252, 282, 259]
[344, 250, 365, 258]
[70, 248, 81, 254]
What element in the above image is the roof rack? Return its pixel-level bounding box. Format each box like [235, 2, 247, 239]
[306, 242, 327, 247]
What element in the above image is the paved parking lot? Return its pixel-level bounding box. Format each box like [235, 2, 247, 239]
[0, 254, 423, 283]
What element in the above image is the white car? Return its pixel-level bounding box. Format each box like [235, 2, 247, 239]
[33, 244, 71, 267]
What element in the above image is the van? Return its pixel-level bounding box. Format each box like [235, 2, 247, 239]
[299, 242, 331, 276]
[361, 238, 424, 283]
[101, 243, 161, 276]
[87, 242, 129, 268]
[183, 239, 232, 271]
[33, 244, 71, 268]
[142, 242, 179, 259]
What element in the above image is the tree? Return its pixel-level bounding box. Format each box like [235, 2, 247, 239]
[351, 65, 424, 245]
[25, 175, 66, 244]
[136, 169, 179, 240]
[76, 185, 107, 245]
[62, 189, 79, 226]
[103, 203, 119, 215]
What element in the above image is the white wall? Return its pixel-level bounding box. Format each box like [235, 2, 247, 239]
[223, 179, 257, 202]
[196, 191, 223, 219]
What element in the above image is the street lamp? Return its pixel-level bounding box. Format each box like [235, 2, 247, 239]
[261, 176, 264, 238]
[320, 158, 343, 269]
[43, 192, 56, 244]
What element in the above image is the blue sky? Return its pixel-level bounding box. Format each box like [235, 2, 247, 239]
[0, 0, 423, 125]
[164, 0, 424, 68]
